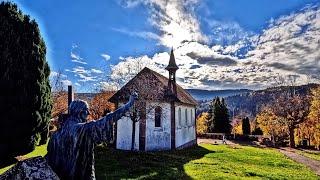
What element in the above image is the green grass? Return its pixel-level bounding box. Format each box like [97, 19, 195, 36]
[0, 143, 47, 174]
[1, 143, 319, 179]
[296, 149, 320, 161]
[95, 144, 319, 179]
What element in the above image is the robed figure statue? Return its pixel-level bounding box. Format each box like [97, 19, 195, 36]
[46, 93, 138, 180]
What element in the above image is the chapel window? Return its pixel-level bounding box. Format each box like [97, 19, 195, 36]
[178, 108, 182, 126]
[185, 109, 188, 126]
[155, 106, 162, 127]
[190, 109, 192, 125]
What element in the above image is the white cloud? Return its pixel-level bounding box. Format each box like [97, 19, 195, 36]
[247, 4, 320, 78]
[68, 66, 99, 82]
[111, 28, 160, 40]
[61, 79, 72, 86]
[110, 54, 160, 87]
[70, 66, 89, 74]
[111, 2, 320, 90]
[77, 74, 98, 82]
[91, 68, 103, 74]
[70, 45, 87, 65]
[101, 53, 111, 61]
[206, 19, 255, 46]
[50, 71, 60, 79]
[71, 59, 88, 65]
[99, 81, 118, 91]
[119, 0, 207, 48]
[50, 71, 68, 84]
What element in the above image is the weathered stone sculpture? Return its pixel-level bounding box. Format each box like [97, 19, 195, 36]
[0, 156, 59, 180]
[46, 93, 138, 180]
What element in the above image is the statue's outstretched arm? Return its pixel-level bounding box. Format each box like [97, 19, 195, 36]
[104, 92, 138, 121]
[83, 92, 138, 143]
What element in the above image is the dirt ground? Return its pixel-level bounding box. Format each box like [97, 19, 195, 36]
[278, 147, 320, 176]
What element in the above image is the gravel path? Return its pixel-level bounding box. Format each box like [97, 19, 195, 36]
[279, 148, 320, 176]
[197, 138, 235, 145]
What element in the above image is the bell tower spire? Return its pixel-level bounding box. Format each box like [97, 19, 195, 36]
[165, 48, 179, 95]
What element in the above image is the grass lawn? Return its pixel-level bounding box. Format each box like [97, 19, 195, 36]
[95, 144, 319, 179]
[1, 143, 318, 179]
[296, 149, 320, 161]
[0, 143, 47, 174]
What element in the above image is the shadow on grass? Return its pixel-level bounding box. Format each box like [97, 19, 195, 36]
[94, 145, 213, 179]
[228, 140, 266, 149]
[0, 158, 16, 169]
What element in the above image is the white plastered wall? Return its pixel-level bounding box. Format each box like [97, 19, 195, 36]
[145, 102, 171, 151]
[175, 104, 196, 148]
[116, 103, 139, 150]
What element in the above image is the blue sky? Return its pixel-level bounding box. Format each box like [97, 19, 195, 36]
[11, 0, 320, 92]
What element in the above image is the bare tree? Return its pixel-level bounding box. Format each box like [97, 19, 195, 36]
[125, 79, 163, 151]
[50, 70, 68, 120]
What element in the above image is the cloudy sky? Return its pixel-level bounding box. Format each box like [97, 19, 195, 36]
[13, 0, 320, 92]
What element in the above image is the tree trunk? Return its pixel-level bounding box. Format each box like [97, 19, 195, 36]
[289, 127, 295, 148]
[271, 134, 275, 147]
[131, 121, 136, 151]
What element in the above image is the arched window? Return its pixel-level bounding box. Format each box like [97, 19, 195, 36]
[178, 108, 182, 126]
[155, 106, 162, 127]
[185, 109, 188, 126]
[190, 109, 192, 126]
[192, 109, 195, 124]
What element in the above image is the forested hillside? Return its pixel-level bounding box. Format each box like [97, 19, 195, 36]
[197, 84, 320, 117]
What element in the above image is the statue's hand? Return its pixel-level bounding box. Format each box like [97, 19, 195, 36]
[129, 91, 138, 103]
[131, 91, 138, 100]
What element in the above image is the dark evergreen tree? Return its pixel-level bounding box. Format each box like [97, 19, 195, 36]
[252, 127, 263, 135]
[0, 2, 52, 163]
[206, 100, 215, 133]
[220, 98, 232, 133]
[211, 97, 231, 134]
[242, 117, 251, 135]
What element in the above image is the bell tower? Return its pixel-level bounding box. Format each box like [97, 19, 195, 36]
[165, 48, 179, 96]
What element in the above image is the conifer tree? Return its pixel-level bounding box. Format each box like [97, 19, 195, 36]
[206, 100, 215, 133]
[242, 117, 251, 135]
[0, 2, 52, 162]
[210, 97, 231, 134]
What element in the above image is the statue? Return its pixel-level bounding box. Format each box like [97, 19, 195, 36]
[46, 93, 138, 180]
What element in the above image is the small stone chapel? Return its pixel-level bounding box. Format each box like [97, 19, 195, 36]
[109, 49, 197, 151]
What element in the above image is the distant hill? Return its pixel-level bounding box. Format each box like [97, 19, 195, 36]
[75, 89, 252, 102]
[196, 83, 320, 118]
[186, 89, 252, 101]
[75, 93, 97, 100]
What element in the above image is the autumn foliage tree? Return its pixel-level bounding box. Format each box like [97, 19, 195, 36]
[297, 87, 320, 149]
[256, 91, 311, 148]
[231, 117, 242, 135]
[256, 107, 288, 145]
[50, 71, 68, 120]
[89, 91, 115, 120]
[272, 94, 310, 148]
[196, 112, 209, 135]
